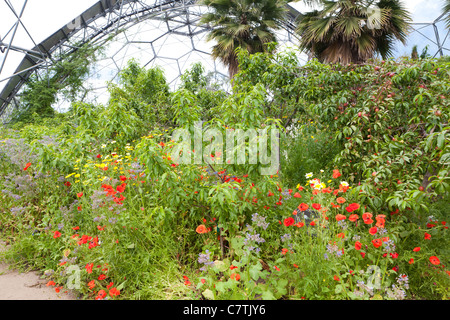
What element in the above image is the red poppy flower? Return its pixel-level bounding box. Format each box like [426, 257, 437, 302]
[293, 192, 301, 198]
[23, 163, 31, 171]
[284, 217, 295, 227]
[98, 274, 106, 281]
[72, 226, 80, 231]
[424, 233, 431, 240]
[390, 252, 399, 259]
[409, 258, 414, 264]
[369, 227, 378, 235]
[274, 266, 280, 271]
[337, 233, 345, 239]
[116, 183, 126, 193]
[88, 280, 95, 290]
[77, 192, 83, 198]
[345, 203, 360, 213]
[200, 279, 206, 284]
[349, 214, 359, 222]
[362, 212, 373, 220]
[230, 273, 241, 281]
[360, 252, 366, 258]
[106, 282, 114, 289]
[429, 256, 440, 265]
[298, 203, 309, 211]
[310, 221, 316, 226]
[332, 169, 341, 179]
[64, 181, 71, 187]
[355, 241, 362, 251]
[109, 287, 120, 297]
[53, 231, 61, 239]
[46, 281, 56, 287]
[96, 154, 102, 159]
[85, 263, 94, 273]
[372, 239, 382, 248]
[333, 275, 340, 281]
[312, 203, 321, 210]
[335, 214, 346, 221]
[295, 222, 305, 228]
[413, 247, 421, 252]
[230, 265, 238, 270]
[336, 197, 346, 204]
[95, 290, 107, 300]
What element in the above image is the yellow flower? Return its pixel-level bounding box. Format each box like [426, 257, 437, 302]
[65, 173, 76, 178]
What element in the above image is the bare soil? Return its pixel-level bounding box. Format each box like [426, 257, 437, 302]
[0, 242, 76, 300]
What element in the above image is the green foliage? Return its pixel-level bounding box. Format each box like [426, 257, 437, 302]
[1, 52, 449, 301]
[11, 42, 101, 125]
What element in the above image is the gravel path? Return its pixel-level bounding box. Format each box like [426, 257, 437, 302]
[0, 242, 76, 300]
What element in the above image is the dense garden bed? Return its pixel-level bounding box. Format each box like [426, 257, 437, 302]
[0, 51, 449, 300]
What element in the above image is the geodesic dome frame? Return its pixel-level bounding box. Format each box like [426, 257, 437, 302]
[0, 0, 449, 124]
[0, 0, 301, 123]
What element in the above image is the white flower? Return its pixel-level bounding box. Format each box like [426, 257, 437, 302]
[305, 172, 313, 178]
[341, 181, 349, 187]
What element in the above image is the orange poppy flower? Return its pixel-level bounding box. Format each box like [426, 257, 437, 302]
[336, 197, 346, 204]
[332, 169, 341, 179]
[196, 225, 208, 234]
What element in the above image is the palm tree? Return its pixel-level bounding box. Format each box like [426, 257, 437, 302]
[199, 0, 287, 79]
[295, 0, 412, 65]
[444, 0, 450, 29]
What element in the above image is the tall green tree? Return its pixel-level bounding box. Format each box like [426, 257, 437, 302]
[199, 0, 287, 79]
[295, 0, 411, 64]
